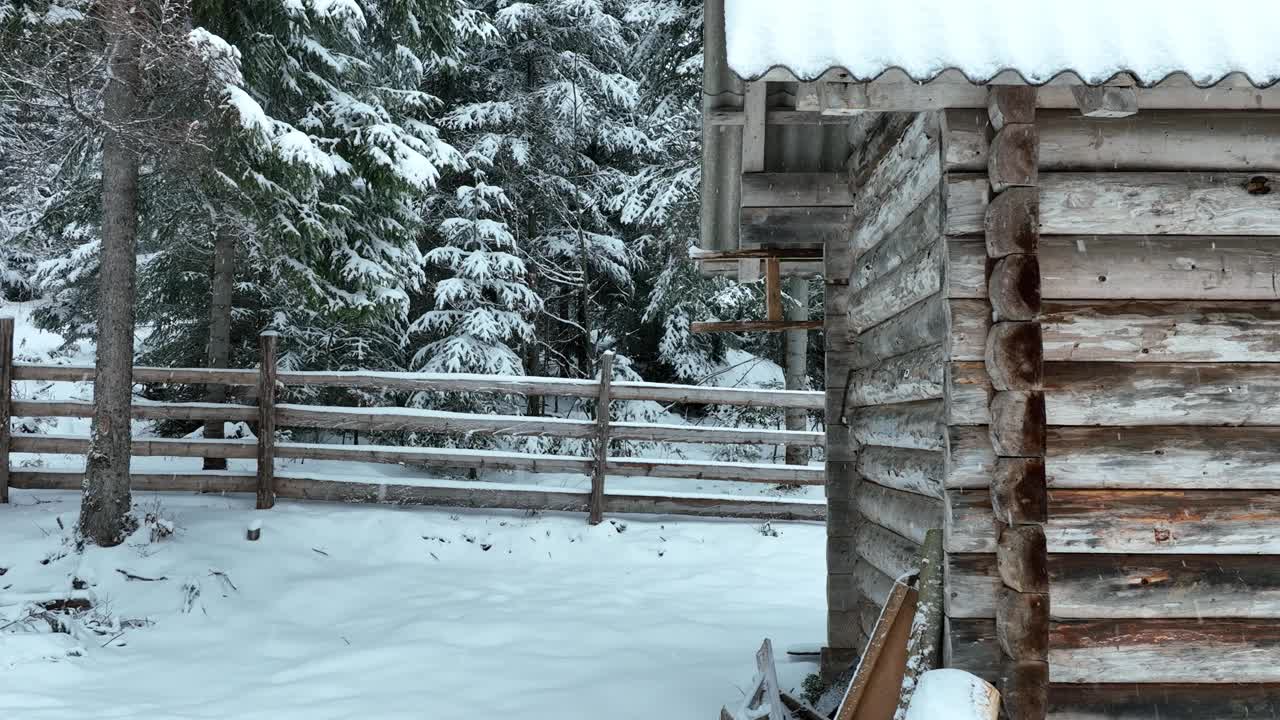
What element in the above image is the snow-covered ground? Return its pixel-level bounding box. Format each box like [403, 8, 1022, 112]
[0, 490, 824, 719]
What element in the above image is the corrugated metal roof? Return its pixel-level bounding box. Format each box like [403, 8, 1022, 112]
[723, 0, 1280, 88]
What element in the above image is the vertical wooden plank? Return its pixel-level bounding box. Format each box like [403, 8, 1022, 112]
[766, 258, 783, 321]
[589, 351, 614, 525]
[256, 331, 278, 510]
[0, 316, 12, 504]
[740, 80, 767, 280]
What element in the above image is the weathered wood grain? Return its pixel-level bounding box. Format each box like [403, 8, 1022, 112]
[850, 113, 942, 256]
[987, 124, 1038, 192]
[988, 256, 1041, 322]
[989, 391, 1046, 457]
[1048, 489, 1280, 554]
[946, 109, 1280, 173]
[948, 235, 1280, 301]
[856, 445, 944, 499]
[857, 520, 921, 581]
[1049, 554, 1280, 619]
[948, 299, 992, 361]
[948, 362, 993, 425]
[1041, 300, 1280, 362]
[985, 322, 1043, 391]
[847, 242, 943, 334]
[947, 426, 997, 489]
[740, 206, 854, 248]
[998, 525, 1049, 593]
[986, 87, 1036, 131]
[985, 187, 1039, 257]
[946, 488, 998, 553]
[1050, 619, 1280, 683]
[945, 176, 991, 236]
[11, 399, 259, 423]
[997, 590, 1049, 661]
[1071, 85, 1138, 118]
[1042, 362, 1280, 426]
[848, 293, 948, 369]
[945, 552, 999, 619]
[849, 190, 941, 293]
[856, 481, 943, 545]
[1000, 660, 1049, 720]
[963, 172, 1280, 235]
[741, 173, 854, 207]
[992, 458, 1048, 526]
[945, 617, 1001, 682]
[1046, 426, 1280, 490]
[853, 558, 897, 612]
[846, 343, 944, 407]
[1047, 682, 1280, 720]
[848, 400, 946, 451]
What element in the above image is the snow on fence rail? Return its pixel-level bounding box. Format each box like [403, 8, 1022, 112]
[0, 324, 825, 523]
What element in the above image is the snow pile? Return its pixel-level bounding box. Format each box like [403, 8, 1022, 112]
[723, 0, 1280, 86]
[904, 669, 998, 720]
[0, 490, 824, 719]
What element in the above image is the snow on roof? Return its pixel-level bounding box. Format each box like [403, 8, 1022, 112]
[723, 0, 1280, 88]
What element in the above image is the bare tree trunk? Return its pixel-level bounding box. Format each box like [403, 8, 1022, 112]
[80, 0, 140, 546]
[202, 221, 235, 469]
[784, 276, 810, 466]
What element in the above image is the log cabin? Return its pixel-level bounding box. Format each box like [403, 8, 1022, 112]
[699, 1, 1280, 717]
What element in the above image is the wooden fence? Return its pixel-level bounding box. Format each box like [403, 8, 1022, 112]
[0, 322, 825, 523]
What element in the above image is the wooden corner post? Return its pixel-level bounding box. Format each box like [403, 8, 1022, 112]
[985, 85, 1048, 719]
[0, 316, 13, 504]
[256, 331, 279, 510]
[589, 351, 615, 525]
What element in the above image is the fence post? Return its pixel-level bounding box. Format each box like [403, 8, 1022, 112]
[0, 316, 12, 504]
[589, 351, 614, 525]
[256, 331, 278, 510]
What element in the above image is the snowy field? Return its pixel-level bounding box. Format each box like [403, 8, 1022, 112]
[1, 491, 824, 719]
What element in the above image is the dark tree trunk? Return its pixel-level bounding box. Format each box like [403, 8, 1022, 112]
[80, 0, 140, 546]
[202, 221, 235, 469]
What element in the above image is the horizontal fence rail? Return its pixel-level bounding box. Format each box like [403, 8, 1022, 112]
[0, 325, 826, 523]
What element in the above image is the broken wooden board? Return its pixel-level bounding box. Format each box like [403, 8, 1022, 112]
[835, 579, 920, 720]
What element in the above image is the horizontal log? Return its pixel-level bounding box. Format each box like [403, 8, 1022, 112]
[850, 113, 942, 256]
[1050, 619, 1280, 683]
[9, 470, 825, 521]
[948, 235, 1280, 301]
[856, 520, 920, 581]
[1050, 554, 1280, 619]
[947, 426, 997, 489]
[605, 457, 825, 485]
[847, 242, 943, 334]
[946, 109, 1280, 173]
[1047, 426, 1280, 490]
[848, 400, 945, 451]
[946, 553, 999, 619]
[946, 488, 998, 553]
[948, 299, 992, 362]
[705, 109, 854, 126]
[740, 206, 853, 248]
[274, 405, 825, 446]
[697, 258, 824, 280]
[948, 362, 993, 425]
[1042, 362, 1280, 426]
[12, 364, 260, 385]
[1041, 300, 1280, 362]
[12, 400, 258, 422]
[950, 173, 1280, 236]
[848, 293, 949, 369]
[1048, 489, 1280, 554]
[853, 558, 897, 611]
[740, 173, 854, 207]
[945, 617, 1001, 683]
[855, 445, 944, 499]
[11, 433, 257, 459]
[849, 191, 941, 293]
[689, 247, 825, 261]
[855, 481, 943, 545]
[845, 343, 944, 407]
[1047, 682, 1280, 720]
[690, 319, 824, 334]
[957, 552, 1280, 621]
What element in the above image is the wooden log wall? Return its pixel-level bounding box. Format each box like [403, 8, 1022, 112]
[941, 105, 1280, 717]
[825, 111, 947, 677]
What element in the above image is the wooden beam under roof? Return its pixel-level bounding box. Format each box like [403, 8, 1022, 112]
[691, 319, 823, 334]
